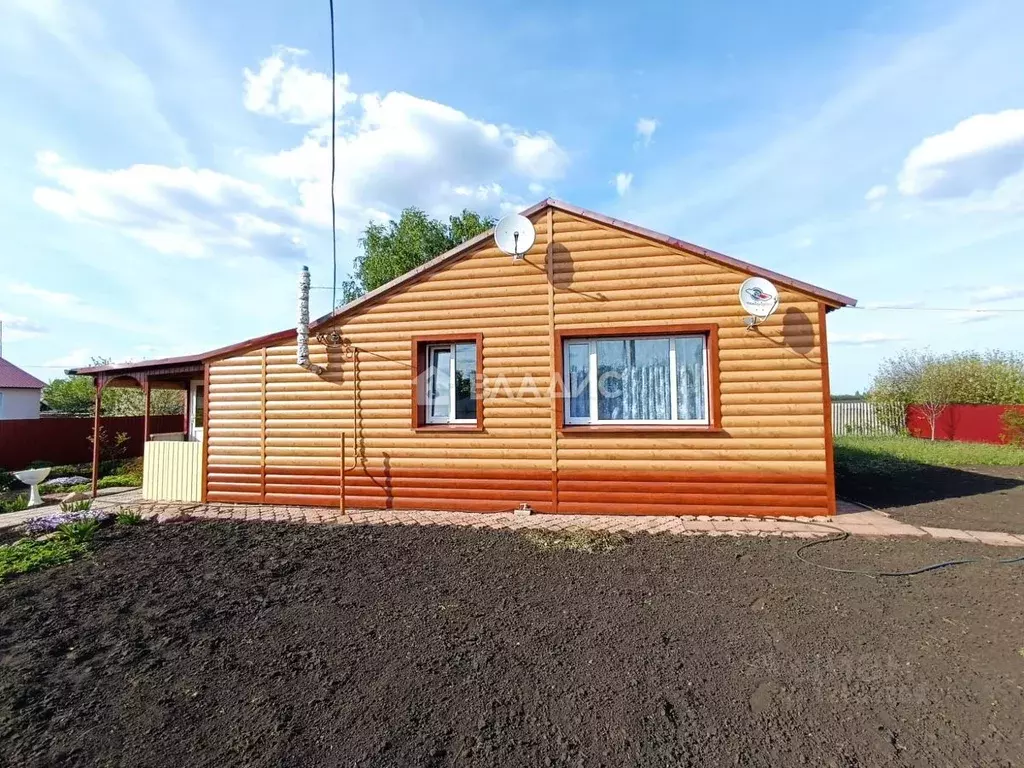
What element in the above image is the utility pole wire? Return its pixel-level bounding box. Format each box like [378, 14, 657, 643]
[329, 0, 338, 309]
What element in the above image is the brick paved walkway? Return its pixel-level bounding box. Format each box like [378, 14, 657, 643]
[17, 488, 1012, 548]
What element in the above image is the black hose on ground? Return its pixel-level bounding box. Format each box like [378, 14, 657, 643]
[794, 515, 1024, 578]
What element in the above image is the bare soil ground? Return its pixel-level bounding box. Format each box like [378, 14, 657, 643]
[837, 462, 1024, 533]
[2, 521, 1023, 767]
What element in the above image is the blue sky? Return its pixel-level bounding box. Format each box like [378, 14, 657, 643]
[1, 0, 1022, 393]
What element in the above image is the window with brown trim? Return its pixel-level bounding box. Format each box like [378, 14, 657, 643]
[555, 324, 720, 432]
[411, 334, 484, 431]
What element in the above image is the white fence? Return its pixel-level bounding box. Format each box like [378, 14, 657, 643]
[831, 401, 903, 436]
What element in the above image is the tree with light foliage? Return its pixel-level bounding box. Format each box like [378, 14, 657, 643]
[341, 209, 496, 303]
[42, 358, 184, 416]
[868, 349, 1024, 438]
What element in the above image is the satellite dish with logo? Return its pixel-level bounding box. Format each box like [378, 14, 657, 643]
[494, 214, 536, 263]
[739, 277, 780, 328]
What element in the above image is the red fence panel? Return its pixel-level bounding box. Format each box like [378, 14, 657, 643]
[906, 404, 1023, 444]
[0, 415, 183, 469]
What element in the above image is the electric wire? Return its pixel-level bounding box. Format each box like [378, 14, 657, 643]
[329, 0, 338, 310]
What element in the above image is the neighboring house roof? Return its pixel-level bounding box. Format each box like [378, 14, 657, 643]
[0, 358, 46, 389]
[69, 198, 857, 379]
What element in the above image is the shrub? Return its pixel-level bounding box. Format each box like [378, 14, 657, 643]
[1001, 407, 1024, 447]
[98, 473, 143, 489]
[115, 457, 144, 476]
[0, 471, 15, 493]
[115, 510, 144, 526]
[55, 518, 101, 544]
[24, 508, 108, 536]
[60, 498, 93, 514]
[1, 495, 30, 514]
[0, 538, 88, 580]
[87, 427, 131, 464]
[869, 349, 1024, 418]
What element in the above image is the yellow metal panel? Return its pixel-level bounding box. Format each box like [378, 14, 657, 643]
[143, 441, 203, 502]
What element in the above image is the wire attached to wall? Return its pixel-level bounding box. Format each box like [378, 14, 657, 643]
[329, 0, 338, 310]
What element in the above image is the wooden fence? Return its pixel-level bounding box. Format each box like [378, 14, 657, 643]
[0, 414, 184, 470]
[831, 401, 903, 437]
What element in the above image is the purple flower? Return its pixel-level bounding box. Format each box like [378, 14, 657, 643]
[24, 509, 110, 536]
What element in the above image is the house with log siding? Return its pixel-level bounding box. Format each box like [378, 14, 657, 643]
[69, 199, 855, 517]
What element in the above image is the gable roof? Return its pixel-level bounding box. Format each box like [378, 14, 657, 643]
[0, 358, 46, 389]
[310, 198, 855, 329]
[70, 198, 856, 378]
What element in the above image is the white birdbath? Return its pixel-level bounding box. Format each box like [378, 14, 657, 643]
[13, 467, 52, 508]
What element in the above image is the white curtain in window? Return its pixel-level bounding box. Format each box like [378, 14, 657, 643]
[597, 338, 672, 420]
[567, 343, 590, 419]
[675, 337, 706, 421]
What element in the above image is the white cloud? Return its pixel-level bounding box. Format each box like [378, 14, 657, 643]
[250, 74, 569, 227]
[864, 184, 888, 202]
[969, 285, 1024, 303]
[243, 47, 356, 126]
[33, 152, 306, 259]
[8, 282, 132, 330]
[614, 172, 633, 196]
[830, 332, 907, 346]
[0, 312, 47, 341]
[528, 182, 546, 196]
[29, 47, 568, 256]
[897, 109, 1024, 199]
[636, 118, 658, 146]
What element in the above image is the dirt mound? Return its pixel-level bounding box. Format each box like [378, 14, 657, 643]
[1, 522, 1022, 766]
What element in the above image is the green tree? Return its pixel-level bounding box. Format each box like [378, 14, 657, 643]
[868, 348, 1024, 436]
[342, 208, 496, 303]
[42, 358, 184, 416]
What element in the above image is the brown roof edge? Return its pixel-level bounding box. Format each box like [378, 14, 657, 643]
[543, 199, 857, 308]
[66, 326, 295, 377]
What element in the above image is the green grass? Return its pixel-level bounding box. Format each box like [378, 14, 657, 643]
[835, 435, 1024, 470]
[45, 472, 144, 495]
[0, 538, 88, 581]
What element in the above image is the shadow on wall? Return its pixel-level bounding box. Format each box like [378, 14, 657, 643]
[834, 444, 1024, 507]
[781, 307, 814, 355]
[550, 244, 607, 302]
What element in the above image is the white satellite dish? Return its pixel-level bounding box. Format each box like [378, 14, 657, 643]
[739, 277, 780, 328]
[494, 214, 536, 262]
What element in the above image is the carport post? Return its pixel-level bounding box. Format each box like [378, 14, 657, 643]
[91, 380, 103, 498]
[142, 379, 151, 445]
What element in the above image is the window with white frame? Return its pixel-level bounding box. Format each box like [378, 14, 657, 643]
[425, 342, 478, 424]
[564, 334, 709, 425]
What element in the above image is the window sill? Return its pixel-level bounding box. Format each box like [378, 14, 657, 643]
[559, 424, 723, 434]
[414, 425, 485, 433]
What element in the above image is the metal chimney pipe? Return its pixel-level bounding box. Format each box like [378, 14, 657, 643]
[297, 265, 324, 375]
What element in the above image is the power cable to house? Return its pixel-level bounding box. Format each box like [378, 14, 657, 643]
[848, 306, 1024, 313]
[328, 0, 338, 310]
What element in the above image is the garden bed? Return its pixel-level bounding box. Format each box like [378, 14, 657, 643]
[835, 436, 1024, 532]
[2, 521, 1022, 766]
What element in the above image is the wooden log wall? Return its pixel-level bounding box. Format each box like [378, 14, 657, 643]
[206, 207, 834, 516]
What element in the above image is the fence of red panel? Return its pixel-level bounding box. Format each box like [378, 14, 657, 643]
[906, 404, 1024, 445]
[0, 414, 184, 470]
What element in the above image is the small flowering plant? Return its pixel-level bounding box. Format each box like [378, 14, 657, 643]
[24, 507, 110, 536]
